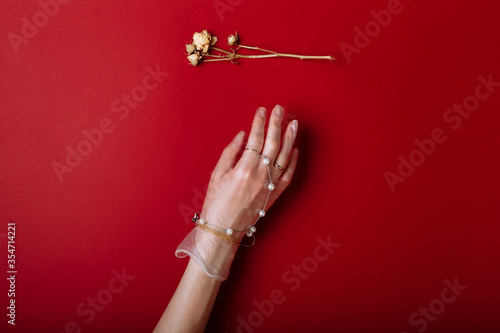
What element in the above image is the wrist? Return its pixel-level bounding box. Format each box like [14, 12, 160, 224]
[176, 227, 238, 281]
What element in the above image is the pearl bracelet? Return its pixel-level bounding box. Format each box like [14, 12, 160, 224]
[191, 155, 275, 247]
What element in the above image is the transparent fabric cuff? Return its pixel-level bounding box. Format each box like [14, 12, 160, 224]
[175, 227, 238, 281]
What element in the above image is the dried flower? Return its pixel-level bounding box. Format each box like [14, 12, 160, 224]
[186, 43, 196, 54]
[192, 30, 212, 52]
[185, 30, 335, 66]
[228, 32, 238, 45]
[187, 54, 199, 66]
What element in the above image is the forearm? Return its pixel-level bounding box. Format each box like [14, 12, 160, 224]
[154, 105, 298, 332]
[153, 258, 221, 333]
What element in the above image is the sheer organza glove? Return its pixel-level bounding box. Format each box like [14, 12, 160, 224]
[175, 105, 299, 281]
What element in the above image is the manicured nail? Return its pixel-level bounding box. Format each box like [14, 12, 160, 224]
[259, 107, 266, 117]
[234, 131, 244, 143]
[275, 105, 283, 117]
[291, 120, 298, 134]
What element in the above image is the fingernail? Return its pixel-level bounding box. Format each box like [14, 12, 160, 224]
[234, 131, 244, 143]
[259, 107, 266, 117]
[291, 120, 298, 134]
[275, 105, 283, 117]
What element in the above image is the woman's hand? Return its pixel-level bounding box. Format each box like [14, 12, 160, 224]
[201, 105, 299, 233]
[176, 105, 298, 281]
[157, 105, 299, 333]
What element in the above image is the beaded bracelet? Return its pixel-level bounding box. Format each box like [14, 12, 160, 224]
[191, 155, 275, 247]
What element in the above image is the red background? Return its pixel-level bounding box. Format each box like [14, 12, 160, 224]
[1, 0, 500, 332]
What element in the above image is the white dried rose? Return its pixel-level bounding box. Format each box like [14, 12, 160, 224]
[186, 43, 196, 54]
[187, 54, 199, 66]
[192, 30, 212, 51]
[228, 34, 238, 45]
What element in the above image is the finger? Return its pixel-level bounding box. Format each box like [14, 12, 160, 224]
[272, 119, 297, 177]
[278, 149, 299, 186]
[261, 105, 284, 161]
[244, 107, 267, 156]
[212, 131, 246, 179]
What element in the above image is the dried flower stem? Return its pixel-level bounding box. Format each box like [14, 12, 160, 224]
[237, 44, 335, 60]
[185, 30, 335, 66]
[236, 45, 275, 53]
[203, 58, 234, 62]
[239, 53, 334, 60]
[209, 44, 335, 62]
[211, 47, 233, 55]
[203, 53, 334, 63]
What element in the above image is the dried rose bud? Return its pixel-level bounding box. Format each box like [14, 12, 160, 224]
[228, 32, 238, 45]
[192, 30, 212, 51]
[187, 54, 199, 66]
[211, 36, 218, 46]
[186, 43, 196, 54]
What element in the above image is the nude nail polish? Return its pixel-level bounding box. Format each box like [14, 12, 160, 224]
[291, 120, 298, 134]
[275, 105, 283, 117]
